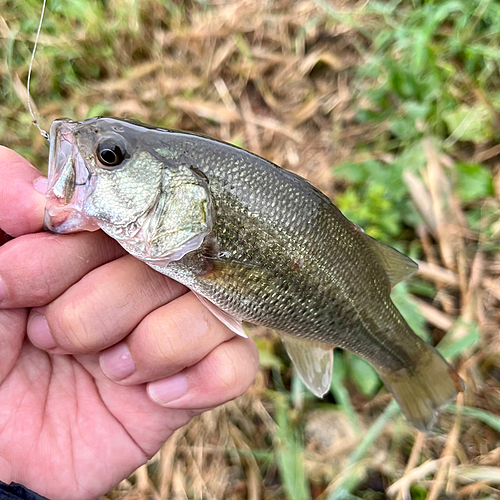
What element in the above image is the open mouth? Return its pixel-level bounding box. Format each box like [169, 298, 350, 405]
[44, 119, 100, 233]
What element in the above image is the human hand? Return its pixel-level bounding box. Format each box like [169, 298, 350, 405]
[0, 147, 259, 500]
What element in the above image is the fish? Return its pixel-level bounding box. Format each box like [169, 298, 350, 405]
[44, 117, 463, 431]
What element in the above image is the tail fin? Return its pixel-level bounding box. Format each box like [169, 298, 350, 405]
[378, 346, 463, 431]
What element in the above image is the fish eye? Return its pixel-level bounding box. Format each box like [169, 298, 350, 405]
[96, 141, 126, 167]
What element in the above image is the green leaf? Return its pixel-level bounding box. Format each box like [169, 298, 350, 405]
[336, 182, 403, 243]
[391, 282, 429, 342]
[404, 100, 430, 121]
[333, 349, 347, 381]
[255, 338, 284, 369]
[86, 103, 110, 118]
[390, 117, 419, 141]
[409, 484, 428, 500]
[348, 355, 380, 397]
[442, 104, 495, 143]
[332, 162, 371, 183]
[455, 162, 494, 202]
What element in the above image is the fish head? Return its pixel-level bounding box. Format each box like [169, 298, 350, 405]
[45, 117, 213, 265]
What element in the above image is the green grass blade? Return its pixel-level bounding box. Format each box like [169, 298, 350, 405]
[330, 371, 361, 434]
[437, 319, 480, 360]
[274, 396, 312, 500]
[444, 405, 500, 433]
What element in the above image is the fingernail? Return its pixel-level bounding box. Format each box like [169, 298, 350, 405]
[100, 343, 136, 381]
[28, 313, 57, 350]
[34, 177, 48, 195]
[148, 373, 188, 405]
[0, 276, 6, 303]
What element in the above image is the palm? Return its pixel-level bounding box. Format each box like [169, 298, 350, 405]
[0, 309, 190, 500]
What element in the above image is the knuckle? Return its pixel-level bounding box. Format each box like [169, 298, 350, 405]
[50, 297, 94, 351]
[247, 341, 260, 377]
[31, 251, 57, 305]
[22, 275, 53, 306]
[0, 238, 52, 306]
[141, 266, 174, 301]
[145, 315, 183, 368]
[207, 348, 245, 399]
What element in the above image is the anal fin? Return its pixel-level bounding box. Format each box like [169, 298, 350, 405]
[279, 333, 334, 397]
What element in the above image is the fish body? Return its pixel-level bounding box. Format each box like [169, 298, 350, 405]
[44, 117, 462, 430]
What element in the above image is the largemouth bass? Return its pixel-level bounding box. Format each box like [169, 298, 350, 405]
[44, 117, 462, 430]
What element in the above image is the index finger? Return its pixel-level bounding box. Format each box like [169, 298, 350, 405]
[0, 146, 47, 236]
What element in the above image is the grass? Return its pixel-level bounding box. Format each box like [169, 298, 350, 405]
[1, 0, 500, 498]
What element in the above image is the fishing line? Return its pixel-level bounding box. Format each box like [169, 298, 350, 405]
[27, 0, 49, 140]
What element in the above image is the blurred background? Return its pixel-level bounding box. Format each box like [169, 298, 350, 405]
[1, 0, 500, 498]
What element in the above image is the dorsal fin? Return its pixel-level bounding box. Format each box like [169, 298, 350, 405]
[364, 234, 418, 288]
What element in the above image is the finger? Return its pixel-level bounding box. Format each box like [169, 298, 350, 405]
[147, 335, 259, 409]
[27, 255, 187, 353]
[0, 231, 125, 308]
[99, 292, 237, 384]
[0, 146, 47, 236]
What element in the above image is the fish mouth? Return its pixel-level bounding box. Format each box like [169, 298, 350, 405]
[44, 119, 100, 233]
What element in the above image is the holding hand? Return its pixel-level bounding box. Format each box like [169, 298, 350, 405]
[0, 147, 259, 500]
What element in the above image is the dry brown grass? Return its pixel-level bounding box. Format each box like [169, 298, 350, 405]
[2, 0, 500, 498]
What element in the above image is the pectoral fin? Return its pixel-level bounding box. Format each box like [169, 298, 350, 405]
[193, 292, 248, 338]
[279, 333, 334, 397]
